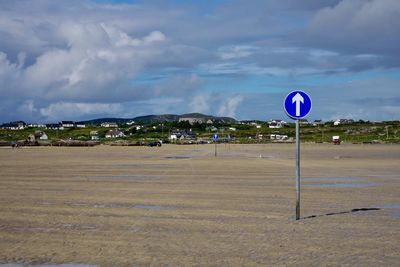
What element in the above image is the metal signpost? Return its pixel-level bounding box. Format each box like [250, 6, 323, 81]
[213, 134, 219, 157]
[284, 91, 312, 220]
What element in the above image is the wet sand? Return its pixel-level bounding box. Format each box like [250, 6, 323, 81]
[0, 144, 399, 266]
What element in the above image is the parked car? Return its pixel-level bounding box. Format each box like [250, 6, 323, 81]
[148, 141, 162, 147]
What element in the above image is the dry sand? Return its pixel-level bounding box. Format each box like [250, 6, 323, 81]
[0, 144, 399, 266]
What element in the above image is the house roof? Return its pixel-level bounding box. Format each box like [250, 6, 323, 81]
[46, 123, 60, 127]
[106, 129, 123, 135]
[1, 123, 23, 128]
[33, 131, 46, 138]
[11, 121, 26, 125]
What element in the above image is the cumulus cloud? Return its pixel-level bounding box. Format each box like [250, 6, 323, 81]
[0, 0, 399, 122]
[17, 100, 38, 120]
[219, 45, 258, 60]
[189, 95, 211, 114]
[307, 76, 400, 121]
[306, 0, 400, 55]
[0, 1, 216, 122]
[218, 95, 245, 118]
[39, 102, 123, 121]
[0, 52, 22, 88]
[152, 74, 203, 97]
[21, 22, 170, 101]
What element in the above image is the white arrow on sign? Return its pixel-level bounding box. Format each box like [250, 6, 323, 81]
[292, 93, 304, 116]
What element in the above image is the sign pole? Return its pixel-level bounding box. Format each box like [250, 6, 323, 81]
[213, 134, 219, 157]
[284, 90, 311, 221]
[295, 119, 300, 220]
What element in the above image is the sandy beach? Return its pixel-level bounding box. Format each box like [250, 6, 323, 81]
[0, 144, 399, 266]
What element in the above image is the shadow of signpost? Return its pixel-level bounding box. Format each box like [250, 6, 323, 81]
[302, 208, 381, 219]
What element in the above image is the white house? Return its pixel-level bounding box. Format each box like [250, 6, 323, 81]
[90, 131, 99, 140]
[268, 120, 286, 129]
[39, 132, 48, 140]
[169, 130, 195, 140]
[27, 123, 46, 128]
[46, 123, 61, 130]
[60, 121, 74, 128]
[0, 121, 26, 130]
[179, 117, 204, 125]
[270, 134, 288, 140]
[105, 129, 125, 138]
[333, 119, 354, 126]
[28, 131, 48, 142]
[101, 122, 118, 128]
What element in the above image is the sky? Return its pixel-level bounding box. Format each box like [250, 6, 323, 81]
[0, 0, 399, 123]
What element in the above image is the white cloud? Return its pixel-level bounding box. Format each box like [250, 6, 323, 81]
[153, 74, 203, 97]
[382, 106, 400, 120]
[17, 100, 38, 119]
[219, 45, 257, 60]
[101, 23, 166, 47]
[1, 19, 191, 108]
[0, 0, 399, 122]
[189, 95, 211, 114]
[39, 102, 123, 121]
[307, 0, 400, 54]
[22, 22, 166, 95]
[0, 52, 23, 95]
[218, 95, 245, 118]
[138, 97, 184, 115]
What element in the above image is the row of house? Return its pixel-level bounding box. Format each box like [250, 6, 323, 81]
[2, 118, 370, 135]
[0, 121, 27, 130]
[0, 121, 131, 130]
[46, 121, 86, 129]
[178, 117, 214, 125]
[0, 121, 87, 130]
[170, 130, 196, 140]
[89, 129, 126, 140]
[240, 119, 288, 129]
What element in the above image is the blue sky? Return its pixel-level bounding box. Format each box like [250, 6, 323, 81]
[0, 0, 399, 122]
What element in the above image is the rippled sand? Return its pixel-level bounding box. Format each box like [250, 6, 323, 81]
[0, 144, 399, 266]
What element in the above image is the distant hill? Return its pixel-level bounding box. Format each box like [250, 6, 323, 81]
[78, 118, 133, 125]
[133, 114, 180, 123]
[79, 113, 237, 125]
[135, 113, 236, 123]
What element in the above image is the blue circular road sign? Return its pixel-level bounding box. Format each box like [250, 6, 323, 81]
[284, 90, 312, 119]
[213, 134, 219, 140]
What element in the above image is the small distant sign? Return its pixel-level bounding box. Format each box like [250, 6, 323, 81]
[332, 136, 341, 145]
[213, 134, 219, 140]
[284, 90, 312, 119]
